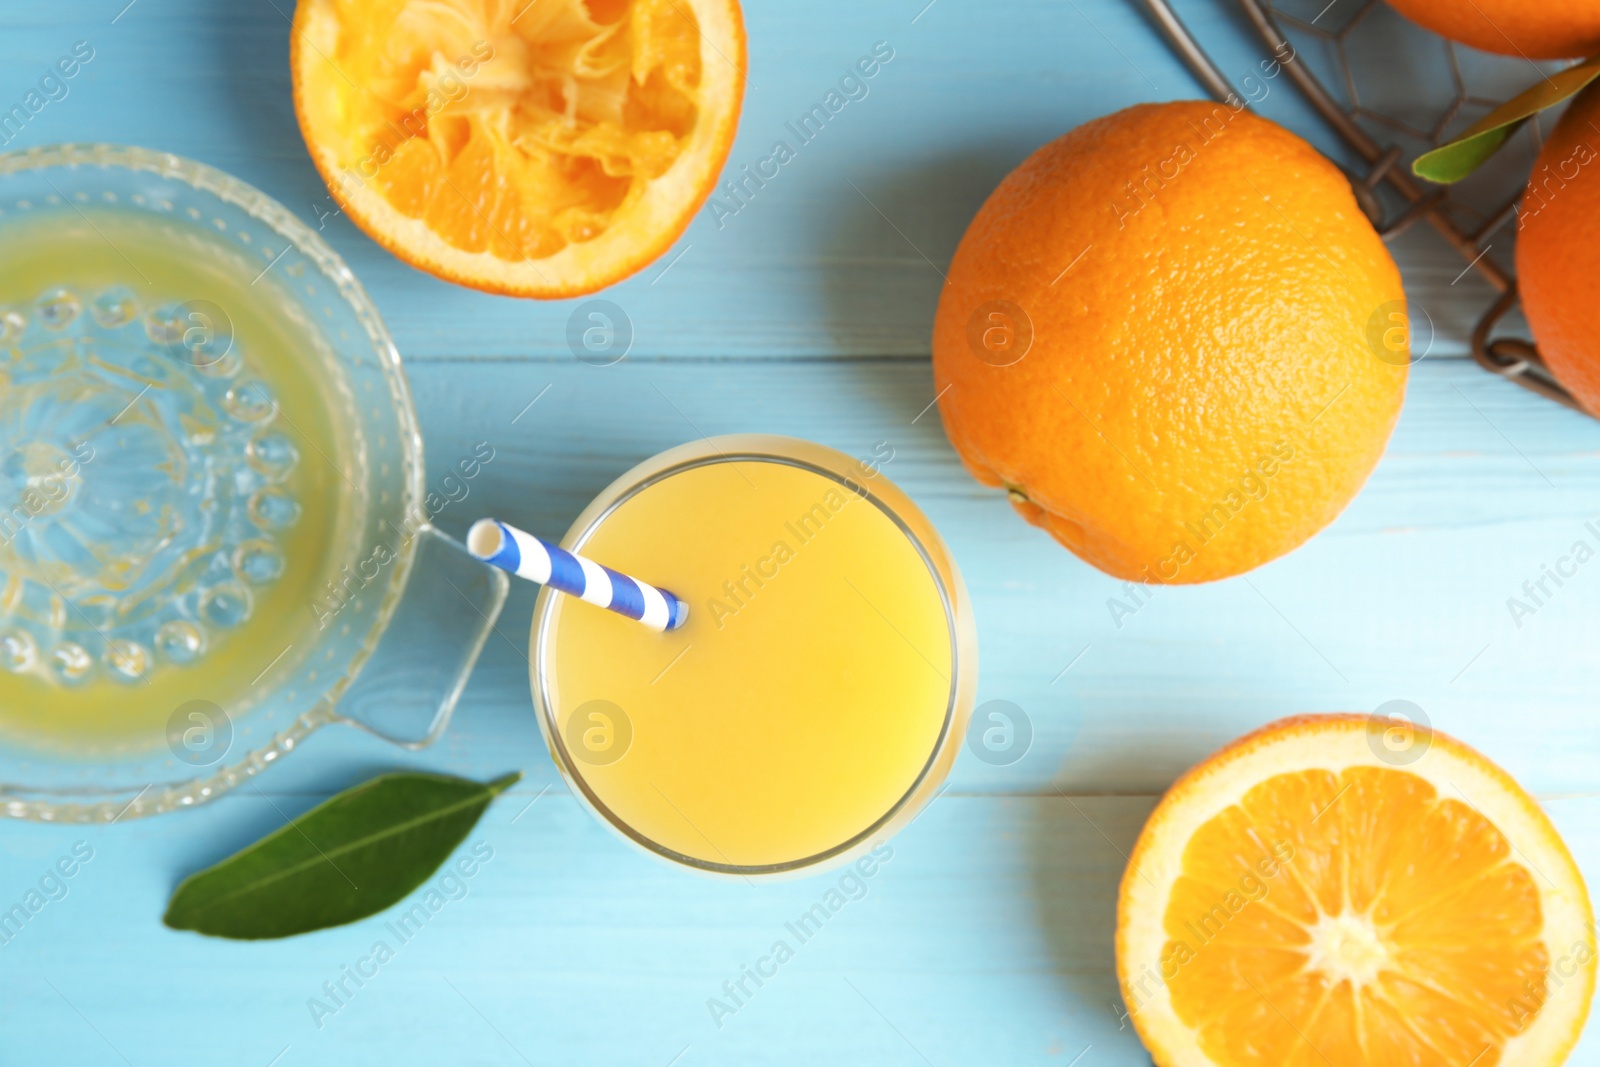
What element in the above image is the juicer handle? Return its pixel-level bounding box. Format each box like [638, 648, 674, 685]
[332, 524, 510, 748]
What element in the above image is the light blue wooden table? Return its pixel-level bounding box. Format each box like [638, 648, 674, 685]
[5, 1, 1600, 1064]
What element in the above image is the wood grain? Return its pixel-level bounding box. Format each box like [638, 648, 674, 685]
[2, 0, 1597, 1064]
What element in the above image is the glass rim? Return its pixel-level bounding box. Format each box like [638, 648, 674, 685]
[0, 143, 425, 821]
[531, 435, 977, 878]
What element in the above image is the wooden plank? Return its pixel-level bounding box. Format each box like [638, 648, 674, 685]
[353, 355, 1600, 802]
[0, 0, 1506, 360]
[4, 791, 1599, 1065]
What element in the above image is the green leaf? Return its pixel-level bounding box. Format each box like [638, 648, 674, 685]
[1413, 57, 1600, 184]
[163, 770, 520, 940]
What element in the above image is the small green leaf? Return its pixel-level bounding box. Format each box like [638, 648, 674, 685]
[1413, 57, 1600, 184]
[164, 770, 520, 940]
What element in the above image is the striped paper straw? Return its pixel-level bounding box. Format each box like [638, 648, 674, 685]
[467, 519, 689, 632]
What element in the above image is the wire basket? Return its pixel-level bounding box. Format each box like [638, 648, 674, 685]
[1142, 0, 1584, 412]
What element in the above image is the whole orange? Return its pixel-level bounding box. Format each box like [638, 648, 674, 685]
[1517, 83, 1600, 415]
[931, 102, 1408, 584]
[1386, 0, 1600, 60]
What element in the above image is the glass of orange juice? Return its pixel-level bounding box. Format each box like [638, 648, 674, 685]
[530, 435, 977, 876]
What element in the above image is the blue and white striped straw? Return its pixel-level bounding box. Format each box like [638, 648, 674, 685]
[467, 519, 689, 632]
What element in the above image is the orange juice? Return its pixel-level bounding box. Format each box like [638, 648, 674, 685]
[533, 436, 976, 874]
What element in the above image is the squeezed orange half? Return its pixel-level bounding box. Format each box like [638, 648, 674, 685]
[292, 0, 745, 296]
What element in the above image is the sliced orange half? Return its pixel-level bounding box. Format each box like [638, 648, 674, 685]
[1118, 714, 1595, 1067]
[291, 0, 745, 298]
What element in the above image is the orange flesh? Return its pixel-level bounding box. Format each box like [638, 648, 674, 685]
[326, 0, 703, 261]
[1162, 766, 1547, 1066]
